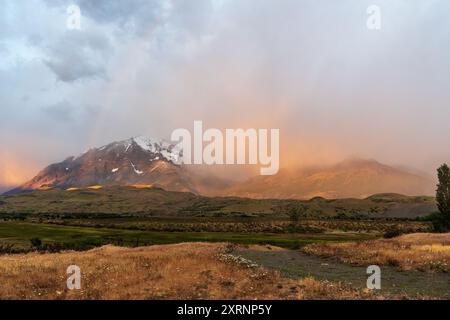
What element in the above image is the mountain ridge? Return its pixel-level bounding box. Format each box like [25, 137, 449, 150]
[4, 137, 437, 199]
[224, 158, 436, 199]
[5, 136, 226, 195]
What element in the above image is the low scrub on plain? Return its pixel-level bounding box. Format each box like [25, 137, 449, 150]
[0, 242, 398, 300]
[303, 233, 450, 272]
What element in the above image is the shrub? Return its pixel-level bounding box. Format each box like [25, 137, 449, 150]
[288, 205, 308, 224]
[30, 237, 42, 248]
[383, 228, 402, 239]
[427, 212, 450, 233]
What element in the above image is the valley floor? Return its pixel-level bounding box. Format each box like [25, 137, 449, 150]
[0, 242, 383, 300]
[236, 237, 450, 299]
[0, 236, 448, 300]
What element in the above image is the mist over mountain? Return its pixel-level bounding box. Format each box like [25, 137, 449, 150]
[225, 158, 436, 199]
[5, 137, 436, 199]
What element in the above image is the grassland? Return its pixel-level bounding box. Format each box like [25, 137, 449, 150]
[0, 186, 437, 219]
[0, 187, 446, 300]
[0, 242, 397, 300]
[0, 221, 378, 251]
[0, 187, 435, 252]
[303, 233, 450, 272]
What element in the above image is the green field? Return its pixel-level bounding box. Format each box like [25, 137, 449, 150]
[0, 222, 378, 250]
[0, 187, 436, 253]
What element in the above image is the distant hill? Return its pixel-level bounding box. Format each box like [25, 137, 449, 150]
[225, 159, 436, 199]
[0, 186, 437, 219]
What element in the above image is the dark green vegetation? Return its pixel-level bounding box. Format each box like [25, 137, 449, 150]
[0, 222, 379, 252]
[0, 186, 435, 253]
[435, 163, 450, 231]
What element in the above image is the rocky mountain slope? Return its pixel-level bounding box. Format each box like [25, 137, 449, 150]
[5, 137, 436, 200]
[5, 136, 229, 195]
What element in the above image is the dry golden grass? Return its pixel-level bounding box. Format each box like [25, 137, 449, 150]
[87, 185, 103, 190]
[394, 233, 450, 245]
[0, 242, 391, 300]
[303, 233, 450, 272]
[411, 244, 450, 252]
[131, 184, 154, 189]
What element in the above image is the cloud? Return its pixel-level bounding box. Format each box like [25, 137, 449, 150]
[77, 0, 162, 30]
[43, 30, 112, 82]
[41, 100, 102, 129]
[0, 42, 7, 54]
[42, 100, 75, 121]
[45, 0, 166, 36]
[0, 150, 41, 191]
[2, 0, 450, 189]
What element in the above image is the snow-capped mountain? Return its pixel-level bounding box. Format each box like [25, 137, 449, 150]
[124, 136, 183, 164]
[6, 136, 228, 195]
[4, 137, 436, 200]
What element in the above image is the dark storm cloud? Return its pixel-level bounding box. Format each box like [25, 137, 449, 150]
[45, 0, 216, 38]
[43, 30, 112, 82]
[45, 0, 165, 35]
[78, 0, 161, 27]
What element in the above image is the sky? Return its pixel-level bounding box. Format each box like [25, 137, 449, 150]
[1, 0, 450, 191]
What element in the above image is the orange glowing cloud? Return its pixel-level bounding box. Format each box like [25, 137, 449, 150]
[0, 151, 38, 188]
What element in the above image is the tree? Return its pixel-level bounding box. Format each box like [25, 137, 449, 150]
[436, 164, 450, 229]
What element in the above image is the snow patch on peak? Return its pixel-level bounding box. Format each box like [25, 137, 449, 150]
[132, 136, 167, 152]
[131, 136, 183, 164]
[75, 136, 184, 165]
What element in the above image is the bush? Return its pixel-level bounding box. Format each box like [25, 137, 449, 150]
[427, 212, 450, 232]
[30, 237, 42, 248]
[383, 228, 402, 239]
